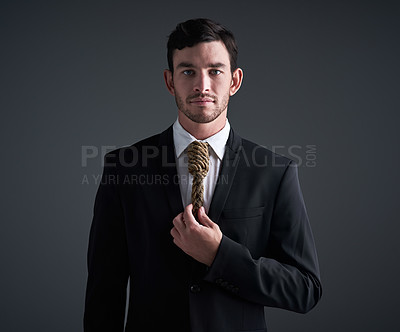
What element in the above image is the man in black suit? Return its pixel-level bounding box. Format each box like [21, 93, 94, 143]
[84, 18, 322, 331]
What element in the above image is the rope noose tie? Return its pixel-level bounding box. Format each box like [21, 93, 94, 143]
[187, 141, 210, 220]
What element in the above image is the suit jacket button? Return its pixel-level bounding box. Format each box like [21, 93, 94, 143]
[221, 281, 229, 288]
[215, 278, 224, 285]
[190, 284, 201, 293]
[227, 284, 234, 291]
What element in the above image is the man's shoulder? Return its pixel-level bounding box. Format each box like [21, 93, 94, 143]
[103, 127, 170, 167]
[130, 132, 163, 149]
[239, 136, 293, 168]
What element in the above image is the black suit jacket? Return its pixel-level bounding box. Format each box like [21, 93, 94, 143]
[84, 126, 322, 332]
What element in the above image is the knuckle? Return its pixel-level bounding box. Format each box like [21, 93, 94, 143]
[188, 224, 198, 233]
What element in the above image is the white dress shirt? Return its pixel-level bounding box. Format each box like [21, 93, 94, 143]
[173, 118, 231, 213]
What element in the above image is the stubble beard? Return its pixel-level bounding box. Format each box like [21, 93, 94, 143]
[175, 92, 230, 124]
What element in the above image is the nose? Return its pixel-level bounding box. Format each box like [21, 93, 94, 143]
[193, 71, 210, 93]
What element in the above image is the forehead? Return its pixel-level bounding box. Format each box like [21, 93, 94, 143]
[172, 41, 230, 69]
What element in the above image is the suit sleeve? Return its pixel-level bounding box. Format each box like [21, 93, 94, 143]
[204, 161, 322, 313]
[84, 158, 129, 331]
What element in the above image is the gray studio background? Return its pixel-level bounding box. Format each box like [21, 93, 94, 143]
[1, 0, 399, 331]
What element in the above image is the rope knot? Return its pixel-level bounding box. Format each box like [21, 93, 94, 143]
[187, 141, 210, 179]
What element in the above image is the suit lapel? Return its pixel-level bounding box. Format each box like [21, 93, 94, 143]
[208, 128, 242, 224]
[157, 125, 242, 222]
[158, 126, 184, 217]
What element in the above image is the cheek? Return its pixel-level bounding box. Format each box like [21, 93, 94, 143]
[173, 81, 190, 96]
[215, 81, 233, 97]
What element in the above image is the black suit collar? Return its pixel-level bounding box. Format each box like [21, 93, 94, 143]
[208, 127, 241, 223]
[158, 125, 184, 217]
[158, 124, 242, 223]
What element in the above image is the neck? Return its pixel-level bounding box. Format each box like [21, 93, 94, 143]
[178, 111, 227, 140]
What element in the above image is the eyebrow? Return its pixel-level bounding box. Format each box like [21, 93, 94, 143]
[176, 62, 227, 69]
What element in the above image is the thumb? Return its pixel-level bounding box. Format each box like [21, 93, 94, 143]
[198, 207, 214, 227]
[184, 204, 198, 225]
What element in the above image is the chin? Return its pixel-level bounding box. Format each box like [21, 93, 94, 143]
[188, 111, 222, 124]
[179, 103, 227, 124]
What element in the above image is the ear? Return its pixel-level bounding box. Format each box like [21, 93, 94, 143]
[229, 68, 243, 96]
[163, 69, 175, 96]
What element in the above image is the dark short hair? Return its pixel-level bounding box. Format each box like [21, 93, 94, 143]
[167, 18, 238, 73]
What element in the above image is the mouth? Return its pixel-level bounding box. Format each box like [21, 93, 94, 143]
[189, 97, 215, 105]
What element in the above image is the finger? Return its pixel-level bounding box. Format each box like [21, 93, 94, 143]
[197, 207, 214, 227]
[170, 226, 179, 238]
[171, 229, 182, 247]
[172, 213, 186, 232]
[183, 204, 198, 226]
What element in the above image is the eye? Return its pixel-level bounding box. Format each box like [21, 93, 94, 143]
[183, 70, 194, 76]
[210, 69, 222, 75]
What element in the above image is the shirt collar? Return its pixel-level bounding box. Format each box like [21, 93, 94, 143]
[173, 118, 230, 160]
